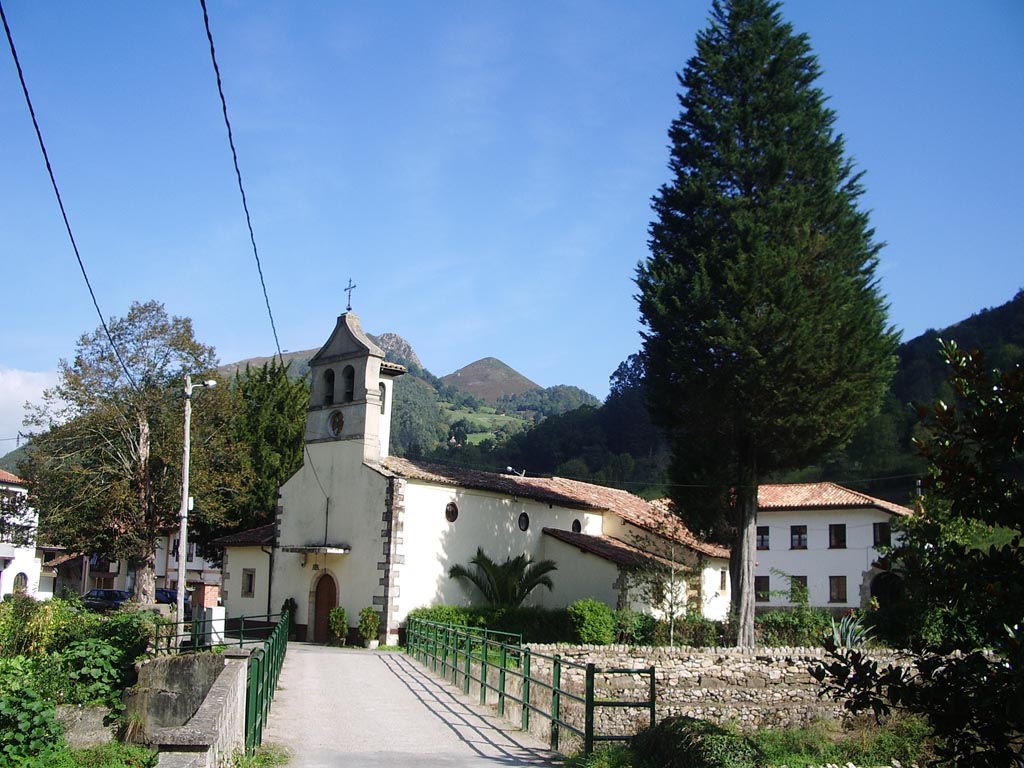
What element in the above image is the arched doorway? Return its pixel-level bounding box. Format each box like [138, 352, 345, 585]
[312, 574, 337, 643]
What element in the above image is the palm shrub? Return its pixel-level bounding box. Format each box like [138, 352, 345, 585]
[447, 548, 556, 608]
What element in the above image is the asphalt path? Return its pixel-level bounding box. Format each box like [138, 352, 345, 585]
[262, 643, 560, 767]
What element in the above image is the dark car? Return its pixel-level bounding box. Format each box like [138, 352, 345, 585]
[155, 587, 192, 620]
[81, 588, 131, 612]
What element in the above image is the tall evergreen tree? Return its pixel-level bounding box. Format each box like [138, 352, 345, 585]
[636, 0, 897, 646]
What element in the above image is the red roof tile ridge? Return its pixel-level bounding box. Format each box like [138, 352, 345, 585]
[0, 469, 24, 485]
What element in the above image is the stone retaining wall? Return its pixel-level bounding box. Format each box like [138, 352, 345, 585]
[526, 645, 903, 734]
[126, 649, 251, 768]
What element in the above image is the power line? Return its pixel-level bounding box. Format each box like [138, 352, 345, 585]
[1, 0, 138, 392]
[198, 0, 283, 363]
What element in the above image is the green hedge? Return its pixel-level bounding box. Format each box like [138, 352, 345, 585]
[568, 599, 616, 644]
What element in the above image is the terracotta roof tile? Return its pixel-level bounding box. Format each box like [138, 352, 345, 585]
[543, 528, 668, 569]
[211, 523, 275, 547]
[0, 469, 24, 485]
[379, 457, 729, 559]
[758, 482, 913, 517]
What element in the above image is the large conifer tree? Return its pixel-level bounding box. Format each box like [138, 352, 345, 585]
[636, 0, 897, 646]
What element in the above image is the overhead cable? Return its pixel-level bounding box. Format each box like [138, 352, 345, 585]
[1, 0, 138, 391]
[198, 0, 283, 363]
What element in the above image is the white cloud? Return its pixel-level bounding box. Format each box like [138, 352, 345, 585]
[0, 367, 57, 449]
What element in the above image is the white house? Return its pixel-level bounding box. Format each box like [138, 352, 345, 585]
[753, 482, 911, 611]
[155, 532, 222, 594]
[219, 311, 730, 642]
[0, 469, 55, 599]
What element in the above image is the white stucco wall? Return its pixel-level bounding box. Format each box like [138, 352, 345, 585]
[271, 440, 391, 630]
[397, 479, 603, 616]
[540, 536, 622, 609]
[222, 546, 272, 618]
[754, 507, 899, 609]
[0, 481, 47, 600]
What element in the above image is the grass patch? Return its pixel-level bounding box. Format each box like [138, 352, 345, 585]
[564, 745, 646, 768]
[750, 715, 932, 767]
[230, 743, 290, 768]
[20, 742, 157, 767]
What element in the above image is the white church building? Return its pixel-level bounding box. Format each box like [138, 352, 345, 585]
[218, 312, 731, 643]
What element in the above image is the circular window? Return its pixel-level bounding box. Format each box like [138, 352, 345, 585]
[572, 519, 582, 534]
[517, 512, 530, 532]
[445, 502, 459, 523]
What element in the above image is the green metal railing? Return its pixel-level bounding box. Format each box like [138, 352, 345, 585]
[244, 609, 289, 753]
[406, 618, 655, 754]
[149, 610, 289, 754]
[153, 611, 281, 655]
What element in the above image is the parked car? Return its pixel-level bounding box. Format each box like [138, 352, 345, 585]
[155, 587, 192, 620]
[81, 588, 131, 612]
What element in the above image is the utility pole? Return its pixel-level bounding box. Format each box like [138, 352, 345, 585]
[177, 374, 216, 624]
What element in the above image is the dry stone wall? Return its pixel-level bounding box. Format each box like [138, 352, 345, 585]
[526, 644, 904, 733]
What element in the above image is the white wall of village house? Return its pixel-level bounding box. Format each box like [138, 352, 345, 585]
[541, 535, 622, 608]
[221, 546, 271, 617]
[271, 439, 390, 633]
[397, 479, 606, 614]
[754, 506, 896, 609]
[605, 517, 731, 621]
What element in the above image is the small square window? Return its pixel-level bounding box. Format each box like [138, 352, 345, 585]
[873, 522, 891, 548]
[756, 526, 769, 550]
[790, 525, 807, 550]
[790, 575, 807, 601]
[829, 575, 847, 603]
[829, 524, 847, 549]
[754, 575, 770, 602]
[241, 569, 256, 599]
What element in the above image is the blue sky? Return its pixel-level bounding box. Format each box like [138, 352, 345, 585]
[1, 1, 1022, 445]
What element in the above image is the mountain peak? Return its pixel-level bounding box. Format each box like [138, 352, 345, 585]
[441, 358, 539, 403]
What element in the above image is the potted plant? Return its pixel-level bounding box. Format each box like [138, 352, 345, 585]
[328, 606, 348, 646]
[358, 606, 380, 649]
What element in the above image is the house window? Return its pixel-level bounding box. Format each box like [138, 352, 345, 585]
[790, 575, 808, 602]
[754, 575, 770, 602]
[518, 512, 530, 532]
[241, 569, 256, 599]
[829, 575, 847, 603]
[873, 522, 891, 547]
[187, 542, 196, 562]
[12, 572, 28, 595]
[790, 525, 807, 549]
[323, 369, 335, 405]
[342, 366, 355, 402]
[719, 569, 728, 591]
[572, 519, 582, 533]
[379, 383, 387, 415]
[445, 502, 459, 523]
[829, 524, 847, 549]
[756, 526, 769, 550]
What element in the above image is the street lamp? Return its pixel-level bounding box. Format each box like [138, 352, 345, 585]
[177, 374, 216, 624]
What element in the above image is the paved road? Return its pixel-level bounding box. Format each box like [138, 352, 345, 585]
[262, 643, 559, 767]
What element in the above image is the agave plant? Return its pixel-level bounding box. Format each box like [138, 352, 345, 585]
[448, 548, 557, 608]
[831, 612, 874, 648]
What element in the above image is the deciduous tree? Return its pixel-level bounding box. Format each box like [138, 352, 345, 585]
[22, 301, 222, 603]
[636, 0, 897, 645]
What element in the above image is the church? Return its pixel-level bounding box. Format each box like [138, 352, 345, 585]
[217, 311, 731, 643]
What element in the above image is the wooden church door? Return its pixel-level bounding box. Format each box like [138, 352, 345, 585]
[313, 575, 336, 643]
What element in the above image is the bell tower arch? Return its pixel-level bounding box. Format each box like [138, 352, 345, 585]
[305, 312, 405, 460]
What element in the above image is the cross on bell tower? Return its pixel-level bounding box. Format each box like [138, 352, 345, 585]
[344, 279, 357, 312]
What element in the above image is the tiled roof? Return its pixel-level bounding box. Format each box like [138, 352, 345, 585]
[758, 482, 913, 517]
[379, 457, 729, 558]
[0, 469, 24, 485]
[543, 528, 676, 569]
[211, 523, 276, 547]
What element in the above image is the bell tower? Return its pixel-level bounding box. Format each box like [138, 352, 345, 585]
[305, 312, 405, 460]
